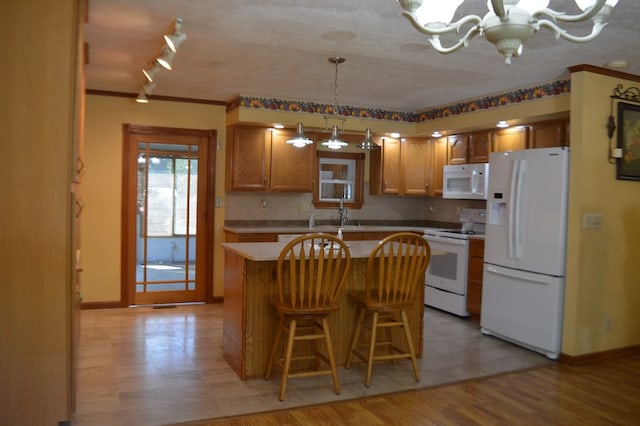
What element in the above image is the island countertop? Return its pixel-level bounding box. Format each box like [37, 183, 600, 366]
[221, 239, 387, 261]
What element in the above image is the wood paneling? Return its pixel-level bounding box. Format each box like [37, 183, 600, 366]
[223, 254, 424, 379]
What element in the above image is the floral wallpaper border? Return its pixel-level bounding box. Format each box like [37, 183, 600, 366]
[227, 79, 570, 124]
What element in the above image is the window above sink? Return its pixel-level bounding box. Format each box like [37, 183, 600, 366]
[313, 150, 364, 209]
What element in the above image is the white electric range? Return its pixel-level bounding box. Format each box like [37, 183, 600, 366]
[423, 209, 485, 317]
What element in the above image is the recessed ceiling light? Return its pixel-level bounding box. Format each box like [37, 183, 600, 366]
[390, 132, 400, 138]
[273, 123, 284, 129]
[431, 131, 442, 138]
[496, 120, 509, 128]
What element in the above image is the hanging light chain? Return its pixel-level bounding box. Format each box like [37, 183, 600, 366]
[329, 57, 345, 116]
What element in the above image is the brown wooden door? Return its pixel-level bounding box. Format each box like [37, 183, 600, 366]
[122, 125, 216, 306]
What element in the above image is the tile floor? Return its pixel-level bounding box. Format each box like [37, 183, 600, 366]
[73, 303, 551, 426]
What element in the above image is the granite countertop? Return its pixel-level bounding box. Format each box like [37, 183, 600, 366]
[221, 240, 384, 261]
[223, 224, 427, 234]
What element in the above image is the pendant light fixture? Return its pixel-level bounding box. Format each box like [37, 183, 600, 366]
[357, 128, 380, 150]
[320, 57, 348, 149]
[286, 122, 313, 147]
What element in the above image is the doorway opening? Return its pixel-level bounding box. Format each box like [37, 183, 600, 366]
[122, 125, 216, 306]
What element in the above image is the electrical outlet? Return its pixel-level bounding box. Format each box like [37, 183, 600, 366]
[299, 201, 311, 212]
[215, 197, 223, 208]
[583, 213, 602, 229]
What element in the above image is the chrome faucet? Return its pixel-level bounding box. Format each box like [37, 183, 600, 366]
[338, 196, 349, 226]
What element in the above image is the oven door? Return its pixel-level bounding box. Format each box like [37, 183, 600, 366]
[424, 234, 469, 295]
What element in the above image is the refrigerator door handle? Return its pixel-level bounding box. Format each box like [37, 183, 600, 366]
[514, 159, 526, 260]
[485, 265, 550, 285]
[507, 160, 519, 259]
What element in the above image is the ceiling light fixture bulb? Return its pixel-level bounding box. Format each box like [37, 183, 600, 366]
[496, 120, 509, 128]
[286, 123, 314, 148]
[142, 63, 162, 82]
[136, 91, 149, 104]
[431, 131, 442, 138]
[321, 125, 348, 150]
[357, 128, 380, 150]
[156, 46, 175, 70]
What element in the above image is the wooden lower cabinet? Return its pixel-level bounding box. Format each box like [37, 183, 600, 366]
[466, 238, 485, 317]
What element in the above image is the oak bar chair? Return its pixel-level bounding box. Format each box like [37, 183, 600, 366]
[264, 233, 351, 401]
[345, 232, 431, 387]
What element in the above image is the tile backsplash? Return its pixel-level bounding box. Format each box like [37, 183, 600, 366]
[225, 183, 485, 225]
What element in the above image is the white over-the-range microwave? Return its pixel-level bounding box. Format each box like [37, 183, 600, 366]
[442, 163, 490, 200]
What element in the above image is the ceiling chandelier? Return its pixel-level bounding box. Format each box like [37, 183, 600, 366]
[398, 0, 618, 65]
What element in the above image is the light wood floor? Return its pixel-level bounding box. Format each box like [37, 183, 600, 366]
[171, 353, 640, 425]
[74, 303, 638, 426]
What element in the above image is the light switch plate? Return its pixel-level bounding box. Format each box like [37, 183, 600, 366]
[583, 213, 601, 229]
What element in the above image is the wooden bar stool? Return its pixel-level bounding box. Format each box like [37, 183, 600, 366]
[264, 233, 351, 401]
[345, 232, 431, 387]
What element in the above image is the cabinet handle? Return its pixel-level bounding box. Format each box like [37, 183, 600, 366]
[263, 176, 267, 184]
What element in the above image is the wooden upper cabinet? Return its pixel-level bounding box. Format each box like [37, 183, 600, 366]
[529, 119, 570, 148]
[226, 125, 313, 192]
[447, 134, 469, 165]
[491, 126, 529, 153]
[226, 126, 269, 191]
[429, 137, 448, 196]
[468, 131, 490, 163]
[402, 137, 430, 195]
[270, 129, 314, 192]
[370, 137, 401, 195]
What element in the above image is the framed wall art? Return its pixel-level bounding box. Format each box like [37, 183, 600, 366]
[617, 101, 640, 181]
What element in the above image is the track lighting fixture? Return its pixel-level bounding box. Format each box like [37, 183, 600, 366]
[135, 17, 186, 104]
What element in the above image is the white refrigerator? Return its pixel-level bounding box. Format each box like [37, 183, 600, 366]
[481, 147, 569, 359]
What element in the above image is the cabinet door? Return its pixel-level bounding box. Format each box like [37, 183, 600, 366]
[270, 129, 314, 192]
[466, 239, 485, 316]
[448, 134, 468, 164]
[491, 126, 529, 152]
[226, 126, 269, 191]
[402, 137, 429, 195]
[381, 137, 401, 194]
[428, 137, 448, 196]
[530, 119, 569, 148]
[468, 131, 490, 163]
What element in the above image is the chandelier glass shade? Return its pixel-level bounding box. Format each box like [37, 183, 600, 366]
[398, 0, 618, 64]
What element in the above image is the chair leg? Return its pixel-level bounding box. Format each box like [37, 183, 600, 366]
[365, 311, 379, 387]
[264, 315, 283, 380]
[400, 309, 419, 382]
[322, 317, 340, 395]
[345, 305, 365, 368]
[279, 318, 296, 401]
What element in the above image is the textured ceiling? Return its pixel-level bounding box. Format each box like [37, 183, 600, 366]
[84, 0, 640, 112]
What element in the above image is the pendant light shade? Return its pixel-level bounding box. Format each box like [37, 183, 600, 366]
[320, 125, 348, 150]
[357, 128, 379, 150]
[157, 45, 176, 70]
[286, 123, 313, 148]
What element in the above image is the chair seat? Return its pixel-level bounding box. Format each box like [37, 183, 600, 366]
[348, 290, 413, 312]
[271, 297, 340, 317]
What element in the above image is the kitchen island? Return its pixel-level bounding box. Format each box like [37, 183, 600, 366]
[221, 239, 425, 380]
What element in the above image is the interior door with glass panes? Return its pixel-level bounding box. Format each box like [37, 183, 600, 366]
[123, 126, 211, 305]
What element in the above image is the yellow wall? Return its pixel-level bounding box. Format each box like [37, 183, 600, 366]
[82, 96, 227, 301]
[563, 71, 640, 356]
